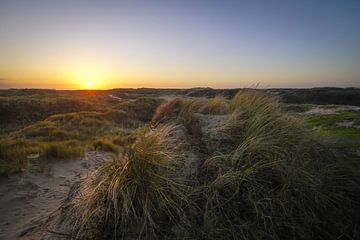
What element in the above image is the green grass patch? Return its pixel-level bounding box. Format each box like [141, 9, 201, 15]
[321, 127, 360, 141]
[305, 110, 360, 127]
[303, 110, 360, 143]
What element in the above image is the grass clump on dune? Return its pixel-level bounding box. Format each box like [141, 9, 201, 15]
[151, 98, 187, 126]
[201, 90, 360, 239]
[152, 98, 205, 136]
[200, 95, 229, 115]
[93, 138, 119, 154]
[112, 133, 136, 147]
[70, 126, 190, 239]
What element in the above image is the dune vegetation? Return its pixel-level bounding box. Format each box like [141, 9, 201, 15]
[69, 126, 191, 239]
[0, 93, 164, 175]
[60, 90, 360, 239]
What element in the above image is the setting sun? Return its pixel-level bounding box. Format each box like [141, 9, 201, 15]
[69, 66, 108, 89]
[85, 80, 94, 89]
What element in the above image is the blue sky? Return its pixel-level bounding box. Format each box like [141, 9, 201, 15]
[0, 0, 359, 89]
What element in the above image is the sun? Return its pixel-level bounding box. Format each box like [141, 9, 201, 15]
[69, 65, 108, 89]
[85, 80, 94, 89]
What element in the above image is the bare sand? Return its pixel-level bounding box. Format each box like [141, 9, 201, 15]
[0, 152, 112, 240]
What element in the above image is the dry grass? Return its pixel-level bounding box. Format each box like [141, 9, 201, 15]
[151, 98, 186, 126]
[93, 139, 119, 154]
[0, 139, 84, 174]
[200, 90, 360, 239]
[200, 95, 230, 115]
[112, 134, 136, 147]
[0, 140, 41, 174]
[152, 98, 206, 136]
[41, 141, 84, 159]
[69, 126, 191, 239]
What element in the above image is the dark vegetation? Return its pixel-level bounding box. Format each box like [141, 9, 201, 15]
[109, 87, 360, 107]
[272, 87, 360, 106]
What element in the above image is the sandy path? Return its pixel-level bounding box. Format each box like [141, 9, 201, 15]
[0, 152, 112, 240]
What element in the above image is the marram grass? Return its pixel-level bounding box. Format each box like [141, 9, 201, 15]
[68, 91, 360, 240]
[69, 126, 191, 239]
[201, 91, 360, 239]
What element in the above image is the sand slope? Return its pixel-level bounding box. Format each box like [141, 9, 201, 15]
[0, 152, 112, 240]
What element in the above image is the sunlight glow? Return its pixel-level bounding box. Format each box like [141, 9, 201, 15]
[86, 80, 94, 89]
[69, 65, 108, 89]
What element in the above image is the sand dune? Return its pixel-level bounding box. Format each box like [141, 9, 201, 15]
[0, 152, 112, 240]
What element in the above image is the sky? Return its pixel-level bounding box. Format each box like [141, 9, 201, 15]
[0, 0, 360, 89]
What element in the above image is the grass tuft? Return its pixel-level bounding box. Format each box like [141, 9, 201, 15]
[200, 95, 230, 115]
[93, 139, 119, 154]
[152, 98, 206, 136]
[70, 126, 190, 239]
